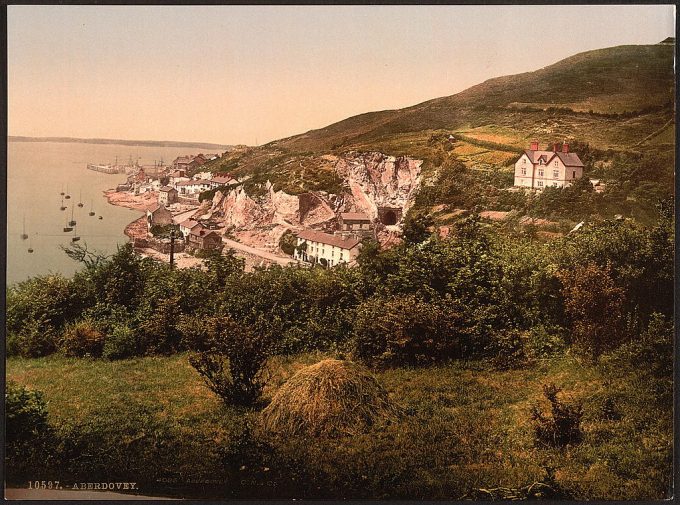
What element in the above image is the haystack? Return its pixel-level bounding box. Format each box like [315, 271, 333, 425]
[260, 359, 401, 437]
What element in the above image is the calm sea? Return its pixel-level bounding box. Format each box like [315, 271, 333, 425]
[7, 140, 217, 285]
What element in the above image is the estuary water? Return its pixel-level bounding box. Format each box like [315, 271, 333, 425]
[6, 140, 215, 285]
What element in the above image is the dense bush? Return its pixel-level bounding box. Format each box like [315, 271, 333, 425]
[557, 263, 626, 359]
[102, 325, 138, 360]
[189, 317, 273, 406]
[6, 274, 86, 357]
[6, 382, 54, 481]
[61, 320, 105, 358]
[352, 294, 463, 367]
[278, 229, 297, 255]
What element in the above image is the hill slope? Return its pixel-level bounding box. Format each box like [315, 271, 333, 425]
[274, 43, 674, 155]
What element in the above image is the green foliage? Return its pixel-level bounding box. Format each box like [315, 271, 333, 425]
[6, 274, 85, 357]
[149, 223, 180, 238]
[189, 317, 272, 406]
[531, 384, 583, 448]
[6, 381, 54, 481]
[60, 320, 105, 358]
[352, 294, 463, 367]
[278, 229, 297, 255]
[102, 325, 138, 360]
[557, 263, 626, 359]
[401, 211, 434, 244]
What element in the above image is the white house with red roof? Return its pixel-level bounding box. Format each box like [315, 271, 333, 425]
[514, 141, 584, 189]
[293, 229, 362, 267]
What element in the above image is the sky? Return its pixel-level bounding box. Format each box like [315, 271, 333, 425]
[7, 4, 675, 146]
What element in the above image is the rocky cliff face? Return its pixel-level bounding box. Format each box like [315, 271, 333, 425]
[205, 151, 422, 249]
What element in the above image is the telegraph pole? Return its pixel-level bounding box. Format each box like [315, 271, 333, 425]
[169, 230, 175, 268]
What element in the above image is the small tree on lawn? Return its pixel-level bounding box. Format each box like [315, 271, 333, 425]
[189, 316, 272, 407]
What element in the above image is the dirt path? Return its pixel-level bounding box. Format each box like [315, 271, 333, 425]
[222, 237, 297, 266]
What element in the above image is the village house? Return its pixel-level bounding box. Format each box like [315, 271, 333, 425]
[514, 141, 584, 189]
[338, 212, 373, 238]
[169, 169, 191, 187]
[146, 204, 173, 232]
[172, 156, 201, 172]
[175, 179, 214, 197]
[186, 225, 223, 252]
[294, 229, 361, 267]
[179, 219, 201, 238]
[158, 186, 178, 206]
[210, 174, 238, 188]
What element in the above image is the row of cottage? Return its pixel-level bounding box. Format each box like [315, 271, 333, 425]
[120, 152, 239, 201]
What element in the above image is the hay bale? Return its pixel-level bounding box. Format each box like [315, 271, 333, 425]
[260, 359, 400, 437]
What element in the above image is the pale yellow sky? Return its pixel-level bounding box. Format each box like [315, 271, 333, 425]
[7, 5, 675, 145]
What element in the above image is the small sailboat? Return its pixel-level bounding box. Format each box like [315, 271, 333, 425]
[68, 206, 77, 227]
[60, 195, 67, 211]
[71, 225, 80, 242]
[27, 236, 34, 253]
[65, 184, 71, 199]
[98, 216, 103, 220]
[89, 199, 95, 217]
[77, 190, 84, 208]
[60, 184, 65, 196]
[21, 216, 28, 240]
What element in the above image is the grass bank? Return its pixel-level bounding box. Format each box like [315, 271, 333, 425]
[7, 352, 672, 500]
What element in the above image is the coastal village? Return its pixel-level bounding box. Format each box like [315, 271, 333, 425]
[102, 140, 594, 270]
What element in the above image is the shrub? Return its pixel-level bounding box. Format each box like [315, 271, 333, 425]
[136, 296, 182, 355]
[531, 384, 583, 448]
[6, 381, 54, 482]
[557, 263, 626, 359]
[189, 317, 273, 406]
[278, 229, 297, 256]
[487, 329, 529, 370]
[352, 295, 462, 367]
[61, 320, 105, 358]
[102, 325, 138, 360]
[9, 315, 58, 358]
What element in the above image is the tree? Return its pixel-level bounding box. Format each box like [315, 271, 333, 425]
[402, 211, 434, 244]
[557, 263, 626, 359]
[188, 317, 273, 406]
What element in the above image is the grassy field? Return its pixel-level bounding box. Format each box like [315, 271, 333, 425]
[7, 351, 672, 500]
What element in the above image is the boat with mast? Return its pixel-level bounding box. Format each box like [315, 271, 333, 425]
[77, 190, 84, 208]
[60, 194, 67, 211]
[71, 224, 80, 242]
[28, 237, 34, 253]
[65, 184, 71, 199]
[89, 199, 95, 217]
[68, 205, 77, 227]
[21, 216, 28, 240]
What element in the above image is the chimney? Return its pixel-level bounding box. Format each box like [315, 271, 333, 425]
[530, 141, 539, 151]
[562, 143, 569, 153]
[553, 142, 559, 152]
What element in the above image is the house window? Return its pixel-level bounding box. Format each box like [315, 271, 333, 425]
[537, 181, 544, 187]
[554, 161, 558, 167]
[522, 158, 526, 164]
[553, 170, 559, 179]
[521, 167, 526, 176]
[572, 171, 576, 178]
[538, 169, 544, 177]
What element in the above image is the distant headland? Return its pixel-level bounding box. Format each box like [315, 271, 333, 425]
[9, 136, 231, 151]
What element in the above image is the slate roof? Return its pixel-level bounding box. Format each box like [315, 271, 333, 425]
[296, 229, 361, 250]
[523, 150, 584, 168]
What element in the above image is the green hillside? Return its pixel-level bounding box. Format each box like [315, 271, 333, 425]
[205, 42, 674, 223]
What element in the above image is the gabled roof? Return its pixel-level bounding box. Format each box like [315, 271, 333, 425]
[176, 180, 210, 187]
[189, 225, 220, 238]
[296, 229, 361, 250]
[211, 175, 236, 185]
[159, 186, 176, 192]
[523, 149, 584, 168]
[340, 212, 371, 221]
[180, 219, 200, 229]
